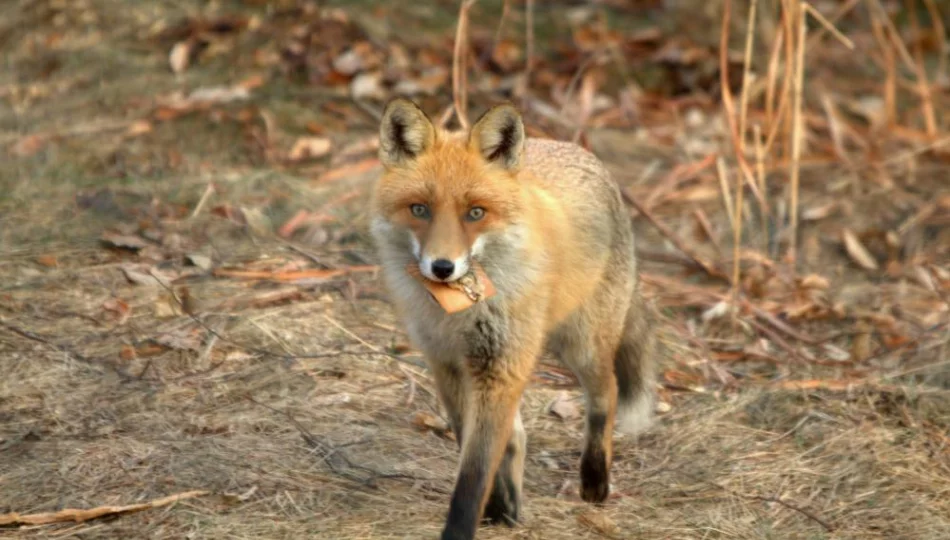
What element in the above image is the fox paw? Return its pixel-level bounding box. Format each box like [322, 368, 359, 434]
[483, 475, 520, 526]
[580, 449, 610, 503]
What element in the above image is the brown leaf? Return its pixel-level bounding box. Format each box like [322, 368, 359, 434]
[35, 255, 58, 268]
[288, 137, 332, 162]
[411, 411, 451, 437]
[102, 298, 131, 325]
[842, 229, 879, 271]
[10, 134, 47, 157]
[546, 391, 581, 420]
[850, 321, 872, 362]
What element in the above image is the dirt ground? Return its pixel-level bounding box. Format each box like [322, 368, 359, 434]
[2, 1, 949, 539]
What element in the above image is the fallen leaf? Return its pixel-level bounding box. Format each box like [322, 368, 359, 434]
[312, 393, 352, 406]
[186, 253, 213, 271]
[850, 321, 873, 362]
[126, 120, 153, 137]
[350, 71, 385, 100]
[10, 134, 46, 157]
[101, 231, 150, 251]
[842, 229, 879, 271]
[169, 41, 192, 73]
[412, 411, 451, 436]
[102, 298, 131, 325]
[577, 510, 620, 537]
[802, 202, 837, 221]
[546, 391, 581, 420]
[186, 85, 250, 104]
[121, 265, 173, 288]
[315, 156, 380, 183]
[35, 255, 58, 267]
[288, 137, 332, 162]
[221, 485, 258, 505]
[799, 274, 830, 290]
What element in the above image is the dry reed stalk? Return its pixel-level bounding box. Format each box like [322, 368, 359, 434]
[907, 0, 938, 137]
[489, 0, 512, 62]
[868, 4, 898, 128]
[765, 24, 784, 145]
[737, 0, 760, 157]
[718, 0, 768, 219]
[732, 0, 759, 309]
[451, 0, 478, 131]
[868, 0, 917, 71]
[787, 0, 806, 267]
[802, 1, 856, 51]
[921, 0, 947, 87]
[716, 156, 737, 236]
[753, 123, 768, 251]
[523, 0, 535, 108]
[778, 0, 798, 162]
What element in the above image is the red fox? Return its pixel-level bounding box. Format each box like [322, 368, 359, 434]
[369, 98, 657, 540]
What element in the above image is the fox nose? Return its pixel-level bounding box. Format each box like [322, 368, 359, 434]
[430, 259, 455, 280]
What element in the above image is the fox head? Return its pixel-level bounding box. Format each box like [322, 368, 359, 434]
[370, 98, 527, 283]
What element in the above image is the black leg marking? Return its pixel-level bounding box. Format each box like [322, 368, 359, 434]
[580, 412, 610, 503]
[441, 462, 488, 540]
[483, 449, 521, 526]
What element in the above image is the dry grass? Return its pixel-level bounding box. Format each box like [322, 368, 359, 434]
[2, 1, 950, 539]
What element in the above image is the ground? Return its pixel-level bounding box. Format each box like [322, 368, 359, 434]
[2, 1, 949, 539]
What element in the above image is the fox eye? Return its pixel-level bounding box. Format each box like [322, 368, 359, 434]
[410, 203, 430, 219]
[466, 207, 486, 221]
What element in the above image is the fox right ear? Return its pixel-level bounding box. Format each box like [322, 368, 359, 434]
[378, 98, 436, 169]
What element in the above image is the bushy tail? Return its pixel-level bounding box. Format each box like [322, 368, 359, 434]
[613, 286, 658, 435]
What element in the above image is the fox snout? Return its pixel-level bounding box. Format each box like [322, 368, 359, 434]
[417, 246, 472, 283]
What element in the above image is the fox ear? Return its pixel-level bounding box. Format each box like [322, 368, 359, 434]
[468, 103, 525, 171]
[379, 98, 436, 169]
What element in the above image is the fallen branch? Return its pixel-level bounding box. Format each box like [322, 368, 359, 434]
[0, 490, 209, 526]
[212, 265, 378, 282]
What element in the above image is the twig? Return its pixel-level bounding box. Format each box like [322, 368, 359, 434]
[147, 273, 426, 370]
[189, 183, 215, 219]
[621, 192, 730, 282]
[0, 491, 210, 526]
[246, 396, 425, 490]
[451, 0, 478, 131]
[0, 319, 132, 380]
[801, 2, 855, 50]
[685, 473, 834, 532]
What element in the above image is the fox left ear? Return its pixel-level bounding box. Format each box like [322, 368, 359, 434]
[379, 98, 436, 170]
[468, 103, 525, 171]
